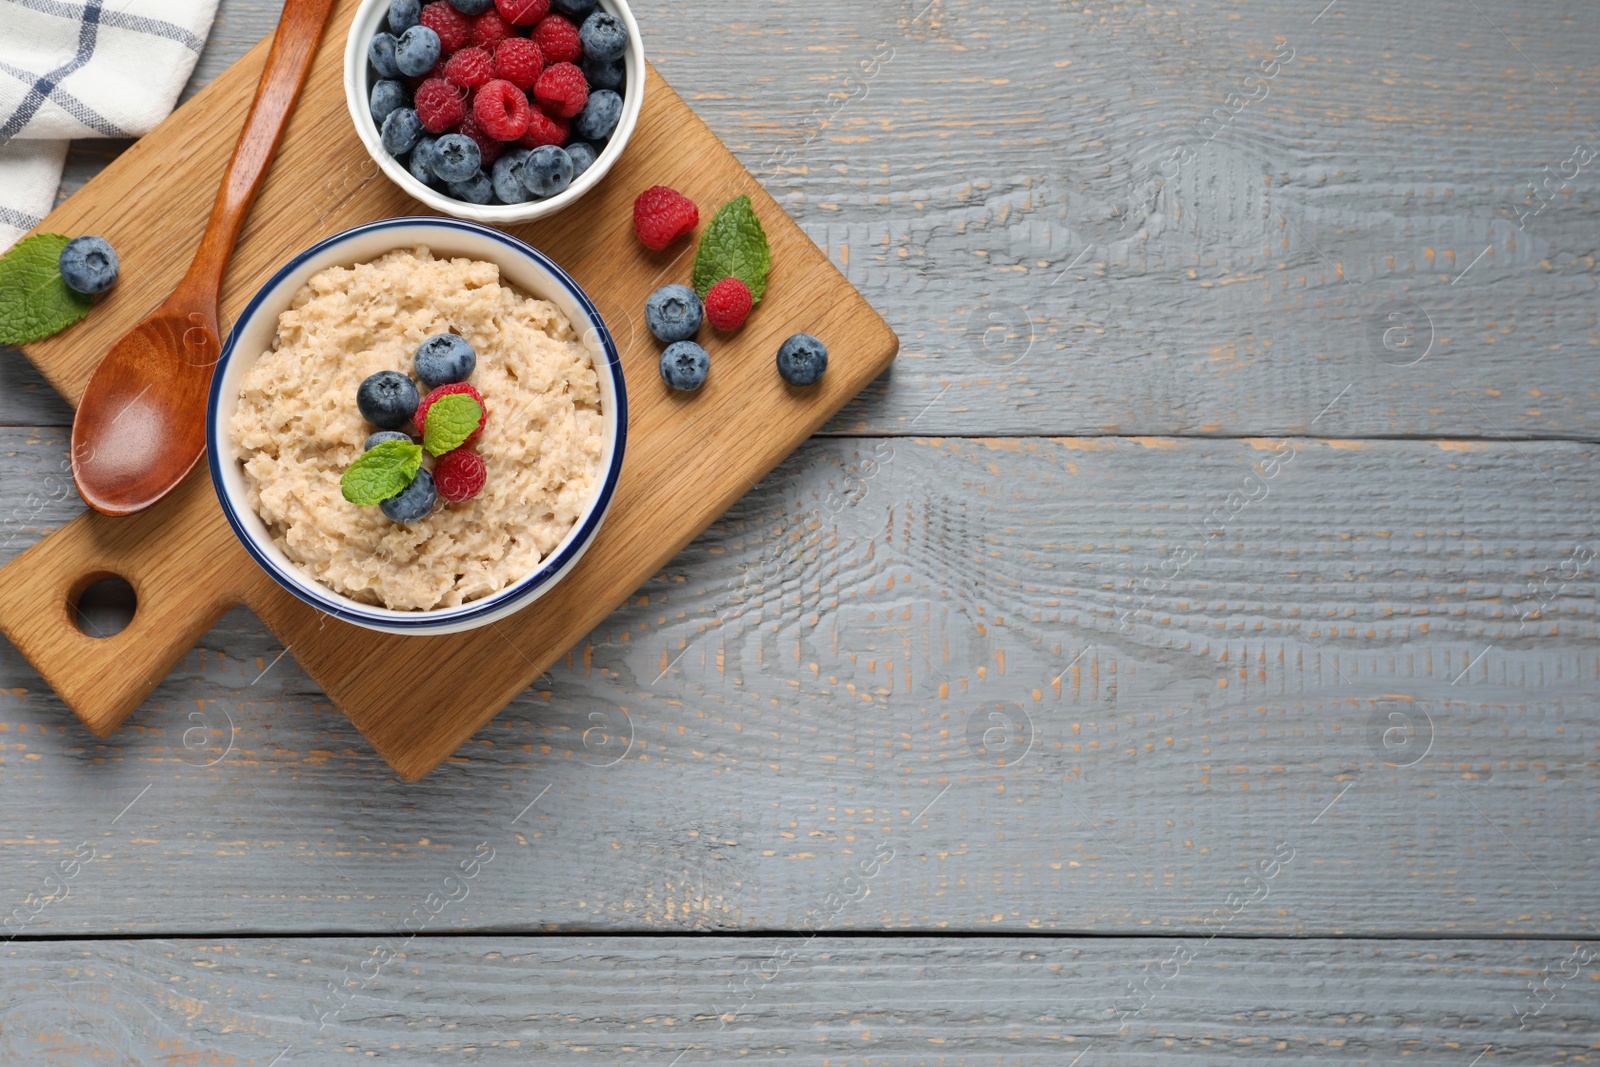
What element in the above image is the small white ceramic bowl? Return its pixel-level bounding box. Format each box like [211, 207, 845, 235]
[343, 0, 645, 225]
[207, 218, 628, 635]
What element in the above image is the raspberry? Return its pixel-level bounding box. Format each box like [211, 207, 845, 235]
[704, 277, 753, 331]
[517, 107, 569, 147]
[433, 447, 488, 502]
[534, 61, 587, 118]
[415, 382, 487, 444]
[420, 1, 471, 53]
[414, 77, 468, 132]
[456, 113, 505, 164]
[492, 35, 543, 89]
[533, 14, 582, 64]
[495, 0, 549, 25]
[470, 8, 515, 47]
[472, 78, 531, 140]
[443, 45, 495, 88]
[632, 186, 699, 250]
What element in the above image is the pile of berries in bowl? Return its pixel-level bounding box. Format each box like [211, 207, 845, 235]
[344, 0, 645, 224]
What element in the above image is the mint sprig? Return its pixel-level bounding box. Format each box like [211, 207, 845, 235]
[0, 233, 92, 345]
[422, 393, 484, 456]
[691, 195, 771, 304]
[341, 439, 423, 506]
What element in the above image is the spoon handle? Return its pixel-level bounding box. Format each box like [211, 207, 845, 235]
[179, 0, 338, 303]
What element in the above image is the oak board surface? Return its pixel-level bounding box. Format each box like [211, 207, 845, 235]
[0, 0, 897, 780]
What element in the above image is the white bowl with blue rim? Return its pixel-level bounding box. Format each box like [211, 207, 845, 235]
[343, 0, 646, 225]
[207, 218, 627, 635]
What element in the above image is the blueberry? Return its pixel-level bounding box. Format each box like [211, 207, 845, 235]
[521, 144, 573, 198]
[579, 12, 627, 62]
[565, 141, 598, 178]
[572, 89, 621, 141]
[381, 107, 423, 156]
[407, 135, 440, 186]
[380, 467, 437, 522]
[776, 333, 828, 386]
[369, 32, 402, 78]
[365, 430, 414, 450]
[447, 0, 493, 12]
[582, 56, 625, 92]
[448, 168, 494, 204]
[430, 133, 480, 183]
[357, 370, 421, 428]
[644, 284, 702, 343]
[370, 78, 406, 126]
[57, 236, 119, 296]
[394, 25, 441, 77]
[659, 341, 709, 391]
[388, 0, 420, 31]
[414, 333, 477, 388]
[490, 148, 533, 203]
[552, 0, 597, 18]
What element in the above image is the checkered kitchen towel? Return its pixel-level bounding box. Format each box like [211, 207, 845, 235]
[0, 0, 220, 250]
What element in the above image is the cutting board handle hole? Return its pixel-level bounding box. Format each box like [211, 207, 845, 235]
[69, 574, 137, 639]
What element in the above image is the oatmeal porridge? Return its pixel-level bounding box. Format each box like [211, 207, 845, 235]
[229, 246, 605, 610]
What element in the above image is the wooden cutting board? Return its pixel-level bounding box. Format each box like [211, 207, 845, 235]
[0, 1, 897, 780]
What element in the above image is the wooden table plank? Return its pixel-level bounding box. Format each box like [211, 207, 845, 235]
[2, 431, 1593, 936]
[4, 0, 1598, 439]
[1, 936, 1594, 1063]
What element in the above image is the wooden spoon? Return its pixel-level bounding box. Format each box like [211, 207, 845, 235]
[70, 0, 337, 516]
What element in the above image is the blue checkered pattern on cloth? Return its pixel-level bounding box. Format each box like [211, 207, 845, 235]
[0, 0, 219, 250]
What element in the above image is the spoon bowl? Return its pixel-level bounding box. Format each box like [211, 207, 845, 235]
[69, 0, 335, 516]
[71, 296, 220, 515]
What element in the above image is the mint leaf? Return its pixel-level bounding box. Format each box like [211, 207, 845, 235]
[0, 233, 92, 345]
[422, 393, 484, 456]
[341, 439, 423, 506]
[691, 195, 771, 304]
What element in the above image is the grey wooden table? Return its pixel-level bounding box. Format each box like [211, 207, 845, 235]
[1, 0, 1597, 1062]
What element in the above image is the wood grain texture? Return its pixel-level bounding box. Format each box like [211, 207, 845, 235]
[637, 0, 1600, 439]
[0, 937, 1594, 1063]
[1, 430, 1593, 936]
[0, 0, 897, 778]
[1, 1, 1596, 1054]
[8, 0, 1600, 439]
